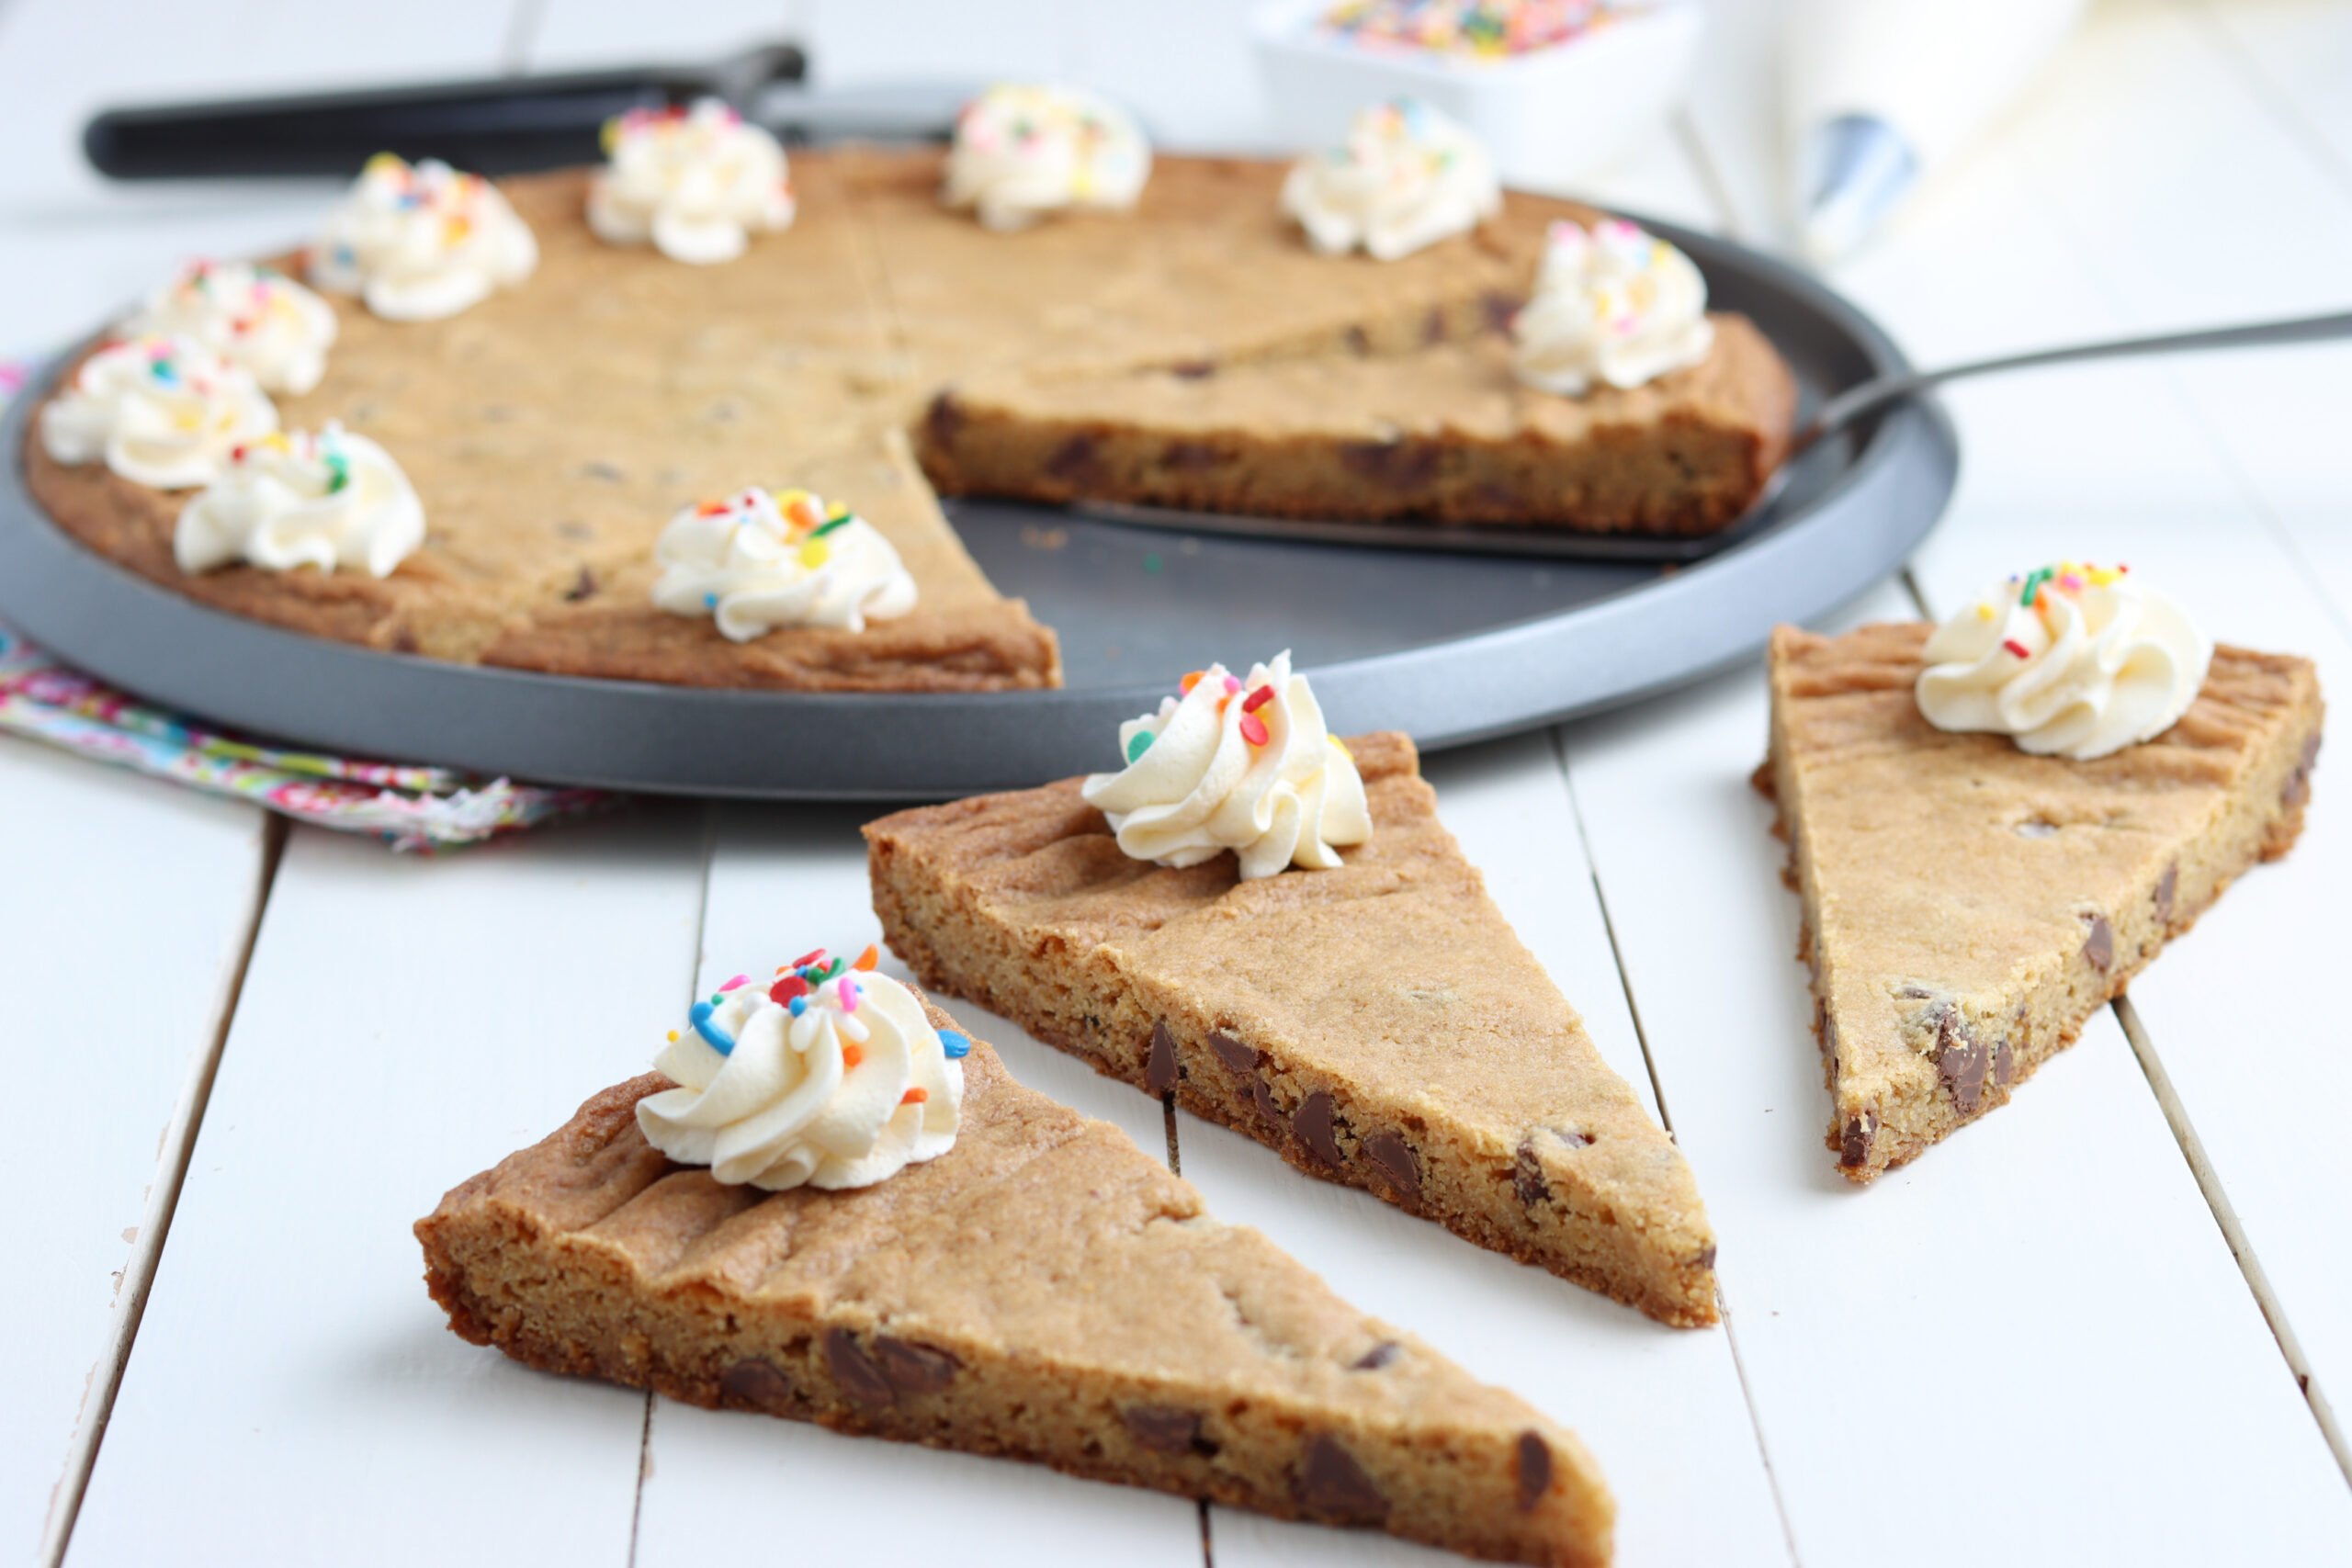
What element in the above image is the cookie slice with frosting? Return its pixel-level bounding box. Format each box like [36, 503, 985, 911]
[865, 658, 1718, 1327]
[1759, 570, 2324, 1181]
[418, 963, 1613, 1567]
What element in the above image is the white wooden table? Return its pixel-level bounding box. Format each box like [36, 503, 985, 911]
[6, 2, 2350, 1563]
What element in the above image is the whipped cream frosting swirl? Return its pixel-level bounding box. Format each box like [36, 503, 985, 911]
[1082, 650, 1373, 880]
[588, 98, 796, 265]
[1917, 562, 2212, 761]
[40, 334, 277, 490]
[942, 85, 1151, 231]
[652, 487, 917, 640]
[309, 154, 538, 321]
[638, 950, 965, 1191]
[175, 424, 424, 579]
[1512, 219, 1715, 395]
[1281, 98, 1501, 261]
[119, 260, 339, 395]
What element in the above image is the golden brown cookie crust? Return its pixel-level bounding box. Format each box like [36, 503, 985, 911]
[863, 732, 1719, 1327]
[1759, 622, 2324, 1180]
[25, 150, 1795, 690]
[417, 1005, 1616, 1567]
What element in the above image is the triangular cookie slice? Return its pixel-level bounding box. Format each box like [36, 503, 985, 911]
[418, 1011, 1612, 1567]
[864, 733, 1718, 1326]
[1759, 623, 2324, 1181]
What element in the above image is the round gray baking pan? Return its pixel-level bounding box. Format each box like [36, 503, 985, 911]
[0, 216, 1956, 800]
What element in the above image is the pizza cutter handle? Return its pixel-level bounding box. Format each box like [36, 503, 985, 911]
[82, 44, 806, 180]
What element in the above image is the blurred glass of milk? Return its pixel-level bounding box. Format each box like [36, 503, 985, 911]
[1788, 0, 2087, 261]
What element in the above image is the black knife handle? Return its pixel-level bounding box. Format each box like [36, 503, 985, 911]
[84, 48, 807, 180]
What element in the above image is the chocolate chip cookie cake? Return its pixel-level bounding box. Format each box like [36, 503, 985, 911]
[25, 92, 1795, 692]
[419, 958, 1614, 1567]
[865, 656, 1717, 1326]
[1760, 567, 2324, 1180]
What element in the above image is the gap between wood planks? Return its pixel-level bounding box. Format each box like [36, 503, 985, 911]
[40, 812, 288, 1568]
[1545, 725, 1805, 1567]
[624, 801, 721, 1568]
[2113, 996, 2352, 1485]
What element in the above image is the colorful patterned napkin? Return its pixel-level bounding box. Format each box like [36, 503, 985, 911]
[2, 358, 611, 851]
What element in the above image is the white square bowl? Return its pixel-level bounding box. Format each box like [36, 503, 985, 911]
[1251, 0, 1705, 191]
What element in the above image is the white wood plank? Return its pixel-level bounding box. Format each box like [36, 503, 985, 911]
[629, 799, 1198, 1567]
[2193, 0, 2352, 194]
[1817, 0, 2352, 1477]
[63, 809, 710, 1568]
[1187, 732, 1792, 1568]
[1559, 577, 2352, 1563]
[0, 738, 267, 1562]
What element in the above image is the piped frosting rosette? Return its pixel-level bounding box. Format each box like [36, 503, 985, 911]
[1916, 561, 2211, 761]
[40, 333, 277, 489]
[650, 486, 917, 640]
[942, 84, 1151, 231]
[637, 947, 967, 1191]
[1082, 649, 1373, 880]
[588, 98, 796, 265]
[1281, 98, 1501, 261]
[1511, 218, 1714, 395]
[175, 424, 425, 579]
[309, 153, 538, 321]
[119, 260, 339, 396]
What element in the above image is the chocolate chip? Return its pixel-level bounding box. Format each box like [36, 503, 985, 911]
[1250, 1078, 1282, 1127]
[923, 392, 966, 450]
[2285, 770, 2312, 808]
[1516, 1432, 1552, 1512]
[1344, 324, 1372, 355]
[2284, 737, 2319, 807]
[1123, 1404, 1205, 1455]
[1208, 1031, 1258, 1073]
[718, 1358, 793, 1411]
[1513, 1138, 1550, 1206]
[1839, 1115, 1873, 1169]
[1993, 1039, 2016, 1086]
[1146, 1020, 1179, 1096]
[1294, 1091, 1342, 1167]
[2155, 863, 2178, 925]
[1480, 289, 1519, 333]
[1361, 1132, 1419, 1199]
[1934, 1009, 1989, 1116]
[823, 1328, 894, 1412]
[1169, 359, 1216, 380]
[563, 567, 596, 603]
[1296, 1434, 1387, 1524]
[2084, 914, 2114, 974]
[873, 1337, 959, 1395]
[1162, 440, 1227, 472]
[1351, 1341, 1399, 1371]
[1337, 439, 1440, 491]
[1422, 306, 1449, 344]
[1692, 1244, 1717, 1270]
[1045, 434, 1105, 486]
[1554, 1126, 1594, 1149]
[391, 628, 420, 654]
